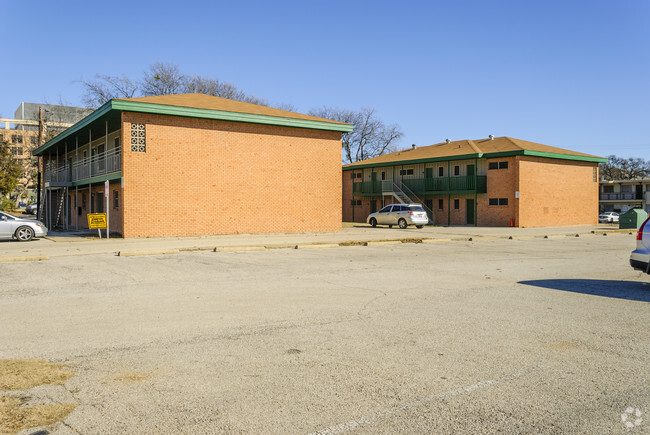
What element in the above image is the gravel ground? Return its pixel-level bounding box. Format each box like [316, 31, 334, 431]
[0, 235, 648, 434]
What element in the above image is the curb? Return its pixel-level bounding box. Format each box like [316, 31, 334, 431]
[296, 243, 340, 249]
[421, 238, 454, 244]
[366, 240, 402, 246]
[118, 249, 180, 257]
[215, 246, 266, 252]
[0, 255, 49, 263]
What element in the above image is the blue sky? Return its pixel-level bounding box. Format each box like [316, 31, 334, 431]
[1, 0, 648, 159]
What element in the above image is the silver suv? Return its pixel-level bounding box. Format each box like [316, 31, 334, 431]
[630, 216, 650, 274]
[367, 204, 429, 229]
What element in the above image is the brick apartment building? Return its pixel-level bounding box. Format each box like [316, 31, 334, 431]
[600, 177, 650, 213]
[343, 137, 607, 227]
[2, 103, 90, 204]
[33, 94, 352, 237]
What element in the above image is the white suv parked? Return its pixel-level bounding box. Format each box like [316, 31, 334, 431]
[367, 204, 429, 229]
[630, 216, 650, 274]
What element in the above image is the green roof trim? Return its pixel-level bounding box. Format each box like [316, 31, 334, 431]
[33, 101, 113, 155]
[343, 153, 482, 170]
[343, 149, 607, 170]
[34, 98, 352, 156]
[111, 100, 353, 133]
[519, 150, 608, 163]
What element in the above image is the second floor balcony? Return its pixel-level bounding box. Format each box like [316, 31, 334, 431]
[600, 192, 644, 201]
[44, 146, 121, 185]
[353, 175, 487, 196]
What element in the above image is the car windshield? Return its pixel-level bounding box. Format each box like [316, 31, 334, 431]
[409, 206, 424, 211]
[0, 212, 16, 220]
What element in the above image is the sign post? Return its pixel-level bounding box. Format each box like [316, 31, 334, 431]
[105, 180, 110, 239]
[87, 213, 107, 239]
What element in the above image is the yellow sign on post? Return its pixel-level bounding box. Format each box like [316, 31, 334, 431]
[87, 213, 107, 229]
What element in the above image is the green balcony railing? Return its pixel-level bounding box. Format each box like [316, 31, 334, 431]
[352, 180, 393, 195]
[353, 176, 487, 195]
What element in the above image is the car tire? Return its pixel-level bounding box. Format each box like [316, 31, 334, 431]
[15, 226, 34, 242]
[415, 225, 424, 229]
[369, 218, 377, 228]
[398, 218, 407, 229]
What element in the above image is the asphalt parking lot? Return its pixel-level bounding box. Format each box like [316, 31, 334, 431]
[0, 233, 648, 434]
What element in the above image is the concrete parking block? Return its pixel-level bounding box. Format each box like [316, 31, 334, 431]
[0, 255, 49, 263]
[118, 249, 180, 257]
[366, 240, 402, 247]
[421, 238, 454, 244]
[215, 246, 267, 252]
[296, 243, 339, 249]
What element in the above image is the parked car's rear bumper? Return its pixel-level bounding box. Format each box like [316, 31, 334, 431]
[630, 258, 649, 273]
[630, 248, 650, 273]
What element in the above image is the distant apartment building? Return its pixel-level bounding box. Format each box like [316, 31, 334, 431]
[1, 103, 91, 203]
[343, 137, 606, 227]
[599, 178, 650, 213]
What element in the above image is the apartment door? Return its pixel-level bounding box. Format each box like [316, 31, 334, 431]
[96, 193, 104, 213]
[637, 184, 643, 200]
[370, 199, 377, 214]
[466, 164, 475, 189]
[466, 199, 475, 225]
[425, 167, 433, 191]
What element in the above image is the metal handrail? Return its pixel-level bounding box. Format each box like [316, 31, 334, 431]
[398, 182, 435, 224]
[45, 147, 121, 183]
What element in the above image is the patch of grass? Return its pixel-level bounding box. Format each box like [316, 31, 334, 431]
[113, 372, 151, 384]
[0, 359, 77, 434]
[0, 395, 77, 434]
[0, 359, 74, 391]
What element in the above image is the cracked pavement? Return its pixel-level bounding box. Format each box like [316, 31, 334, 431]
[1, 235, 648, 433]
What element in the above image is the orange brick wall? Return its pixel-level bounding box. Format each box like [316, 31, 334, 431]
[121, 113, 342, 237]
[478, 157, 518, 226]
[517, 156, 599, 227]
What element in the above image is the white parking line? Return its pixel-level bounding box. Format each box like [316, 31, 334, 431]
[308, 364, 549, 435]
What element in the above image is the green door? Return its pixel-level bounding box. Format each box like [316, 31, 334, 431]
[425, 168, 433, 191]
[466, 199, 475, 225]
[371, 172, 378, 193]
[370, 200, 377, 214]
[467, 165, 475, 189]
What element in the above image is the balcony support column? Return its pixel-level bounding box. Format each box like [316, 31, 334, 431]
[475, 158, 478, 227]
[64, 143, 68, 230]
[75, 136, 79, 230]
[447, 160, 451, 226]
[89, 128, 92, 178]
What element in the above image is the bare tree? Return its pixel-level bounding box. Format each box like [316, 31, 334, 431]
[80, 74, 138, 108]
[182, 75, 249, 100]
[309, 107, 403, 164]
[600, 155, 650, 180]
[141, 62, 185, 96]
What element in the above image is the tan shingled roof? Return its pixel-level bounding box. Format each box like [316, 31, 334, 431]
[117, 93, 347, 125]
[344, 136, 604, 167]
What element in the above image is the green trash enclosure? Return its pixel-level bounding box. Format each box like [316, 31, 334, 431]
[619, 209, 649, 229]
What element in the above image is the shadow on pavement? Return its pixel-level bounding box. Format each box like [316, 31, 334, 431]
[519, 279, 650, 302]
